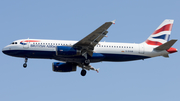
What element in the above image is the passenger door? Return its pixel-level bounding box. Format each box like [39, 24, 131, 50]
[23, 40, 29, 49]
[139, 44, 144, 54]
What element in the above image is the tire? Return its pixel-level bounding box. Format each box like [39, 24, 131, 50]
[23, 63, 27, 68]
[81, 69, 86, 76]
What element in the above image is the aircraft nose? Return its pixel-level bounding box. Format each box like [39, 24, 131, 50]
[2, 47, 7, 54]
[2, 46, 10, 55]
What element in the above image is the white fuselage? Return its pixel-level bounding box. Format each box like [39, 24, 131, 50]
[2, 39, 169, 63]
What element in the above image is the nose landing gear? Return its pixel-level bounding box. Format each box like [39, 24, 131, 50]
[23, 57, 28, 68]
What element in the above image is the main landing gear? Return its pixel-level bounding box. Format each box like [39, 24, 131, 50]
[84, 59, 90, 66]
[81, 69, 87, 76]
[80, 59, 90, 76]
[23, 57, 28, 68]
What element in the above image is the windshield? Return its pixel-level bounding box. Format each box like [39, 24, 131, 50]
[11, 42, 17, 44]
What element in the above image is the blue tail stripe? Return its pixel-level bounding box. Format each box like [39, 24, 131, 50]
[152, 34, 166, 40]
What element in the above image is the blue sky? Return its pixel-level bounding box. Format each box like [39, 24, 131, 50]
[0, 0, 180, 101]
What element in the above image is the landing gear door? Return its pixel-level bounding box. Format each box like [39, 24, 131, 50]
[23, 40, 29, 49]
[139, 44, 144, 54]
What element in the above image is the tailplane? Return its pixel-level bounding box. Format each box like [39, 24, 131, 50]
[145, 19, 174, 46]
[154, 39, 178, 57]
[154, 39, 177, 50]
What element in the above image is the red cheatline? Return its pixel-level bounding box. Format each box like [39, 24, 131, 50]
[24, 40, 41, 42]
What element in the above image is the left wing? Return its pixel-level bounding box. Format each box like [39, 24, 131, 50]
[73, 20, 115, 57]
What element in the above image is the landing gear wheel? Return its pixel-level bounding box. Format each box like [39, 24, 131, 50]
[81, 69, 87, 76]
[23, 57, 28, 68]
[23, 63, 27, 68]
[84, 59, 90, 66]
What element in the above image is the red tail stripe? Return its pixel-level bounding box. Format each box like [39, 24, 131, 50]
[146, 40, 162, 46]
[152, 24, 172, 35]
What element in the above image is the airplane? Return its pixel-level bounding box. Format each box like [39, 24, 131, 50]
[2, 19, 178, 76]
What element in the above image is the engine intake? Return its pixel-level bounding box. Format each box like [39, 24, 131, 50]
[56, 46, 81, 56]
[52, 62, 77, 72]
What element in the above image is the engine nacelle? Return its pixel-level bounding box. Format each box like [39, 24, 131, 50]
[56, 46, 81, 56]
[52, 62, 77, 72]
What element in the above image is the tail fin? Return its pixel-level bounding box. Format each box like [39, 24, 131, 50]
[145, 19, 174, 46]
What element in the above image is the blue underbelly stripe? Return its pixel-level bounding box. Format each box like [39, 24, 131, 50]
[3, 50, 150, 62]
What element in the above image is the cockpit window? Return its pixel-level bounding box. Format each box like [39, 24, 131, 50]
[11, 42, 17, 44]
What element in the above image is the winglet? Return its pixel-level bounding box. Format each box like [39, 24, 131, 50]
[111, 20, 116, 24]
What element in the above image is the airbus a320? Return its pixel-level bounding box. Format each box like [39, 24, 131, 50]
[2, 19, 178, 76]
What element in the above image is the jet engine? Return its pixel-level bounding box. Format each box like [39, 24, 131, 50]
[56, 46, 81, 56]
[52, 62, 77, 72]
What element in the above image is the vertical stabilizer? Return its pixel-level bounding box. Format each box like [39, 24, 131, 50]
[145, 19, 174, 46]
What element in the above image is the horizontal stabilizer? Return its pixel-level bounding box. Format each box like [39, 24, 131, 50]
[154, 39, 177, 50]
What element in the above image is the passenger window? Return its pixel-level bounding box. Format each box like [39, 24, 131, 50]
[15, 42, 17, 44]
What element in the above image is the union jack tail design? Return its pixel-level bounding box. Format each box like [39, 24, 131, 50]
[145, 19, 174, 46]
